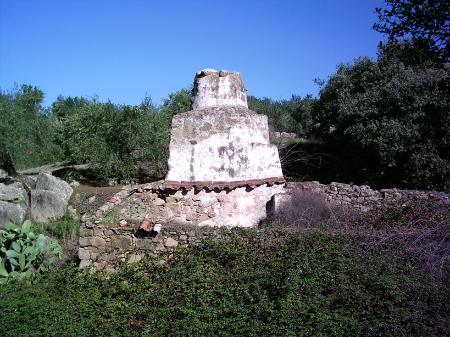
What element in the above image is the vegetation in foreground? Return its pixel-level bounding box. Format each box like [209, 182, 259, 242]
[1, 227, 449, 337]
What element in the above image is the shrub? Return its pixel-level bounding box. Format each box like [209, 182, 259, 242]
[357, 200, 450, 282]
[55, 97, 171, 181]
[0, 85, 63, 170]
[45, 212, 80, 239]
[160, 88, 192, 117]
[272, 189, 354, 230]
[312, 43, 449, 190]
[272, 189, 331, 228]
[0, 231, 448, 336]
[0, 220, 63, 284]
[248, 95, 316, 137]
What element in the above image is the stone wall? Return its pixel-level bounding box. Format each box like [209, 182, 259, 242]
[78, 180, 448, 271]
[271, 181, 449, 213]
[78, 181, 284, 270]
[78, 221, 227, 271]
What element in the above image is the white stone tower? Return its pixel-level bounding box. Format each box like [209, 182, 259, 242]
[165, 69, 284, 189]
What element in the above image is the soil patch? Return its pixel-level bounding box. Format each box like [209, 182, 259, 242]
[70, 184, 124, 215]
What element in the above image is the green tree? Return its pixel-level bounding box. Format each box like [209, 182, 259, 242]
[374, 0, 450, 60]
[55, 96, 171, 181]
[51, 95, 88, 120]
[313, 44, 449, 190]
[160, 88, 192, 117]
[0, 85, 63, 170]
[248, 95, 316, 136]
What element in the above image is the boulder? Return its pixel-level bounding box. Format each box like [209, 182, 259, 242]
[30, 190, 67, 223]
[35, 173, 73, 203]
[164, 237, 179, 248]
[0, 200, 27, 228]
[0, 182, 27, 202]
[0, 173, 74, 225]
[0, 182, 28, 228]
[0, 169, 7, 180]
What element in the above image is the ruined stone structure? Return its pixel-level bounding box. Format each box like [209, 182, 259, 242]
[191, 69, 247, 109]
[78, 69, 286, 269]
[166, 69, 284, 188]
[79, 69, 448, 271]
[78, 180, 449, 270]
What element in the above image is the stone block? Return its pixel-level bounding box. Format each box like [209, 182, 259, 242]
[111, 235, 132, 249]
[79, 259, 92, 269]
[78, 247, 91, 260]
[92, 237, 106, 247]
[135, 238, 154, 250]
[79, 227, 93, 237]
[93, 228, 104, 236]
[155, 243, 166, 252]
[128, 253, 144, 264]
[154, 198, 165, 206]
[79, 237, 93, 247]
[164, 237, 178, 248]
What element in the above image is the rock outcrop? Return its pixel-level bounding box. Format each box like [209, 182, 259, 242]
[0, 173, 73, 227]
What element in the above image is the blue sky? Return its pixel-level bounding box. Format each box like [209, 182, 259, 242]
[0, 0, 384, 107]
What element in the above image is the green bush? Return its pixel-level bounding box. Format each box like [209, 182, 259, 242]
[248, 95, 316, 137]
[45, 212, 80, 239]
[55, 97, 171, 181]
[0, 220, 62, 284]
[312, 42, 449, 190]
[0, 85, 63, 170]
[0, 231, 448, 336]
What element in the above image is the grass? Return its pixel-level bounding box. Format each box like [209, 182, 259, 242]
[101, 207, 120, 225]
[0, 229, 448, 337]
[29, 213, 81, 264]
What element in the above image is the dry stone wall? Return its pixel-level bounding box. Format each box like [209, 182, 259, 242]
[271, 181, 449, 213]
[78, 180, 448, 271]
[78, 181, 284, 270]
[78, 221, 226, 271]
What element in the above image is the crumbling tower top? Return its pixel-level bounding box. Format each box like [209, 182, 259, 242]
[191, 69, 248, 110]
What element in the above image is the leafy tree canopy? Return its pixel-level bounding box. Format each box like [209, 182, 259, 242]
[313, 42, 449, 190]
[374, 0, 450, 61]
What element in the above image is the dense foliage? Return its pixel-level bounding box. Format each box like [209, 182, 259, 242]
[160, 88, 192, 117]
[248, 95, 316, 137]
[0, 85, 63, 170]
[0, 220, 62, 284]
[310, 42, 449, 190]
[1, 230, 448, 337]
[0, 87, 197, 182]
[374, 0, 449, 60]
[54, 96, 171, 181]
